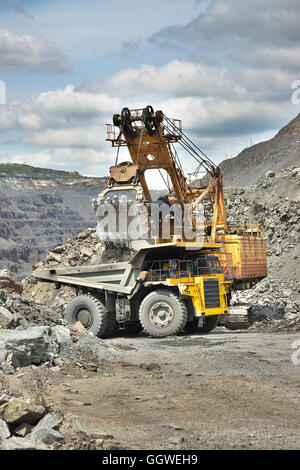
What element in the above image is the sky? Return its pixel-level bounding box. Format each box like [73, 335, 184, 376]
[0, 0, 300, 188]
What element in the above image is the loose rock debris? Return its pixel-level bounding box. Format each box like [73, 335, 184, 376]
[0, 391, 101, 450]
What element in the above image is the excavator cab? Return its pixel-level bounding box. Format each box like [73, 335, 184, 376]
[193, 256, 224, 275]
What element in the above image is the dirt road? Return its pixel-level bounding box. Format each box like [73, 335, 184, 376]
[2, 328, 300, 450]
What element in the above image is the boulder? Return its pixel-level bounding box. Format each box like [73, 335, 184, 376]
[70, 321, 86, 334]
[0, 397, 46, 425]
[34, 413, 63, 431]
[64, 414, 92, 437]
[51, 325, 72, 346]
[0, 270, 22, 294]
[1, 435, 48, 450]
[0, 326, 50, 374]
[0, 307, 14, 329]
[31, 427, 64, 446]
[30, 413, 64, 447]
[0, 419, 10, 443]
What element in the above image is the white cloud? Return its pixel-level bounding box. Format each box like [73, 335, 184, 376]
[93, 60, 243, 99]
[18, 113, 41, 130]
[152, 0, 300, 50]
[34, 85, 120, 116]
[0, 107, 41, 130]
[0, 85, 121, 133]
[10, 147, 112, 176]
[12, 149, 53, 167]
[160, 96, 294, 136]
[2, 0, 300, 180]
[249, 47, 300, 72]
[0, 27, 71, 72]
[23, 125, 104, 148]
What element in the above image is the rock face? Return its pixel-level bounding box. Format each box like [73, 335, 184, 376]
[224, 167, 300, 325]
[0, 163, 107, 279]
[219, 113, 300, 186]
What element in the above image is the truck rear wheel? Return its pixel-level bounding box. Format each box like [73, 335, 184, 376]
[65, 294, 108, 338]
[139, 289, 187, 338]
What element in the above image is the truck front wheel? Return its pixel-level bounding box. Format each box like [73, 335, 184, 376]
[65, 294, 108, 338]
[139, 289, 187, 338]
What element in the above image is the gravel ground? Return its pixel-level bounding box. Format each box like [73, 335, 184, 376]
[1, 327, 300, 450]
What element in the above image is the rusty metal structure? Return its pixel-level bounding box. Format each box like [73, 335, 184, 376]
[103, 106, 227, 240]
[98, 105, 267, 290]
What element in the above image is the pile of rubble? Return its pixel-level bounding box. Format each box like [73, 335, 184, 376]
[232, 278, 300, 331]
[0, 391, 100, 450]
[22, 228, 134, 309]
[0, 288, 63, 330]
[21, 228, 102, 308]
[0, 285, 122, 449]
[0, 318, 121, 375]
[0, 394, 64, 450]
[0, 239, 123, 377]
[225, 167, 300, 328]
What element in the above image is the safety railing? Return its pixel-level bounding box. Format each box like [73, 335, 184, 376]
[227, 222, 263, 236]
[106, 124, 127, 146]
[150, 259, 193, 281]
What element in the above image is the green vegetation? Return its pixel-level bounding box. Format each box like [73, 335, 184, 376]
[0, 163, 93, 180]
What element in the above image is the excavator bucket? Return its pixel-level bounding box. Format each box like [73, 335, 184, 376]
[93, 162, 149, 246]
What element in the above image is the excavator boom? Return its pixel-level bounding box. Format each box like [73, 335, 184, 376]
[97, 106, 227, 243]
[94, 105, 267, 290]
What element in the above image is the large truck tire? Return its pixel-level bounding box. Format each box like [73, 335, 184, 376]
[65, 294, 109, 338]
[139, 289, 188, 338]
[185, 315, 220, 334]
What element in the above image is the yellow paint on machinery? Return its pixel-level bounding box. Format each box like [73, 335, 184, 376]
[216, 225, 267, 286]
[166, 273, 230, 317]
[104, 106, 267, 289]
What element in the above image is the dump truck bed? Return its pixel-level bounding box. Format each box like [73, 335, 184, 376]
[33, 260, 144, 295]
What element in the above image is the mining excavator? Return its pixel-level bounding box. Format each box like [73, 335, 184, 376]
[34, 106, 267, 337]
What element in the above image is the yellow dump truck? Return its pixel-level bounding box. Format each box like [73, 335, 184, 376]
[34, 241, 230, 338]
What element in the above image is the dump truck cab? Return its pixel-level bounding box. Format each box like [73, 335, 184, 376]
[142, 254, 229, 316]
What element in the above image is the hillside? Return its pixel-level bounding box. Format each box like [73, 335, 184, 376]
[0, 164, 107, 278]
[0, 163, 82, 179]
[219, 113, 300, 186]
